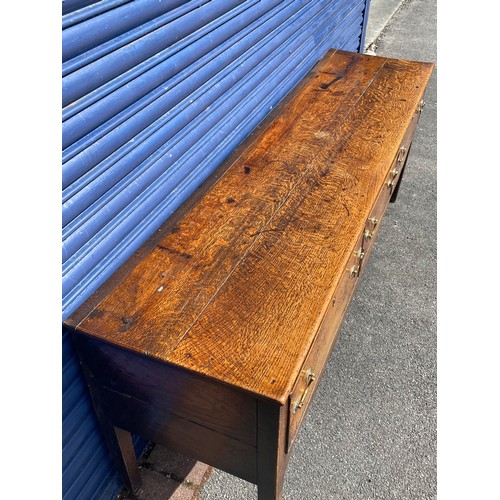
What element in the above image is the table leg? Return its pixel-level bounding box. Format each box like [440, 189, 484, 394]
[257, 400, 288, 500]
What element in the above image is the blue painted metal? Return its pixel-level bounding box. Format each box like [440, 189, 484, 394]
[62, 0, 190, 61]
[62, 0, 334, 226]
[62, 0, 100, 15]
[62, 0, 247, 107]
[62, 0, 298, 202]
[62, 0, 282, 153]
[359, 0, 372, 52]
[62, 0, 207, 77]
[62, 0, 132, 29]
[62, 2, 371, 498]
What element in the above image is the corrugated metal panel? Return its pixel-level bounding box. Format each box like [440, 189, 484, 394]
[62, 1, 369, 498]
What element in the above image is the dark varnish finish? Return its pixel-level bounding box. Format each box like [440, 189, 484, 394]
[65, 50, 433, 499]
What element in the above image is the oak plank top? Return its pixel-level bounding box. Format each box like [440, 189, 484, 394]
[66, 50, 433, 404]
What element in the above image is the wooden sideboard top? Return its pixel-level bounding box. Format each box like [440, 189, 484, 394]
[65, 50, 433, 404]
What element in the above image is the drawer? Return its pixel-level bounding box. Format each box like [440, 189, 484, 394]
[287, 231, 364, 451]
[286, 102, 425, 451]
[362, 105, 422, 255]
[398, 104, 422, 165]
[395, 102, 424, 176]
[362, 161, 399, 253]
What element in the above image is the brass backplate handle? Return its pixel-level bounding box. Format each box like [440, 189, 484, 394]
[292, 368, 316, 414]
[348, 265, 359, 279]
[397, 146, 407, 163]
[354, 247, 365, 261]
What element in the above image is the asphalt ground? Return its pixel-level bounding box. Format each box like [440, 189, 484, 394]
[201, 0, 437, 498]
[363, 0, 405, 51]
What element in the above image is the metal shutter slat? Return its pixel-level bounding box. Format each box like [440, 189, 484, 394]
[62, 0, 190, 61]
[62, 0, 250, 108]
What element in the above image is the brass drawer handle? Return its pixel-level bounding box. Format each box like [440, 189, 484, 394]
[364, 229, 374, 240]
[353, 247, 365, 261]
[367, 216, 379, 227]
[397, 146, 407, 163]
[348, 265, 359, 279]
[292, 368, 316, 414]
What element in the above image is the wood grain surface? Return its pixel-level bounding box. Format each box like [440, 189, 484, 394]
[66, 50, 433, 404]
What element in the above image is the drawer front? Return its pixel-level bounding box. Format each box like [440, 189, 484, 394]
[362, 107, 421, 256]
[286, 102, 425, 451]
[398, 105, 421, 165]
[393, 104, 422, 181]
[287, 231, 364, 451]
[362, 162, 400, 255]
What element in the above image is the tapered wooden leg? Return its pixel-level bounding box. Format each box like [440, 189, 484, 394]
[257, 400, 288, 500]
[106, 425, 142, 492]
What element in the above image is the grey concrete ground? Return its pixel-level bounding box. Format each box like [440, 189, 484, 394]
[119, 1, 437, 498]
[201, 0, 437, 498]
[363, 0, 407, 51]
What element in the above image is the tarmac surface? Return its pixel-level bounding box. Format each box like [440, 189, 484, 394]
[119, 1, 437, 498]
[363, 0, 407, 51]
